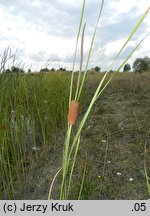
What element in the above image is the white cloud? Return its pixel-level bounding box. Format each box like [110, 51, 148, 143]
[104, 39, 126, 56]
[0, 0, 149, 71]
[109, 0, 149, 15]
[57, 0, 81, 5]
[109, 0, 137, 14]
[31, 0, 41, 8]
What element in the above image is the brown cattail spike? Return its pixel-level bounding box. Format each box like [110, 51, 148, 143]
[68, 100, 79, 125]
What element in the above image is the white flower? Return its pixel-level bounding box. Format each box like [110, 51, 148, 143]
[32, 147, 38, 151]
[44, 100, 48, 103]
[129, 178, 133, 182]
[107, 161, 111, 164]
[102, 140, 107, 143]
[117, 172, 122, 176]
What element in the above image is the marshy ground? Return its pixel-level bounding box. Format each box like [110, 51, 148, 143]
[0, 71, 150, 199]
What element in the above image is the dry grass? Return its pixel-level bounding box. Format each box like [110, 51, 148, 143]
[18, 71, 150, 200]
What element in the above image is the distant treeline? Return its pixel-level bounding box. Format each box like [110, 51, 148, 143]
[0, 47, 150, 74]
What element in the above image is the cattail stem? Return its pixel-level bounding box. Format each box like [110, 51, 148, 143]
[75, 23, 86, 100]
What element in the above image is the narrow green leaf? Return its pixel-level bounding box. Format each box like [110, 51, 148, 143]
[109, 7, 150, 69]
[69, 0, 86, 105]
[78, 164, 86, 200]
[75, 23, 86, 100]
[96, 32, 150, 99]
[77, 0, 105, 101]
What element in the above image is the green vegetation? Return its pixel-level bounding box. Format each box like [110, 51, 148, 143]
[123, 63, 131, 72]
[0, 72, 78, 199]
[0, 71, 150, 200]
[57, 0, 150, 200]
[133, 56, 150, 72]
[92, 66, 101, 72]
[0, 72, 150, 199]
[0, 0, 150, 200]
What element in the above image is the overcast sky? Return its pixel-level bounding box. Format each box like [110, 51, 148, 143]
[0, 0, 149, 71]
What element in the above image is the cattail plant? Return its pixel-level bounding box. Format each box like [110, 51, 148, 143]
[48, 0, 150, 200]
[54, 0, 150, 199]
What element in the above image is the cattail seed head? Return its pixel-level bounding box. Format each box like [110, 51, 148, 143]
[68, 100, 79, 125]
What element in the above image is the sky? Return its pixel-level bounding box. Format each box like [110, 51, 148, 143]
[0, 0, 149, 72]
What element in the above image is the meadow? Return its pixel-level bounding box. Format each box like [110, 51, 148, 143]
[0, 0, 150, 200]
[0, 71, 150, 199]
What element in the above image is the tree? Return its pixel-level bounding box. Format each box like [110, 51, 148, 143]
[5, 69, 11, 73]
[40, 68, 49, 72]
[59, 67, 66, 71]
[144, 56, 150, 69]
[50, 68, 55, 72]
[11, 66, 25, 73]
[133, 57, 149, 72]
[123, 63, 131, 72]
[93, 66, 101, 72]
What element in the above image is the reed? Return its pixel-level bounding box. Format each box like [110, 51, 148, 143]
[0, 72, 73, 199]
[58, 0, 150, 200]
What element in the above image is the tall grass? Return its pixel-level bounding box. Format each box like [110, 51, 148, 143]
[58, 1, 150, 200]
[0, 72, 77, 199]
[0, 1, 149, 200]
